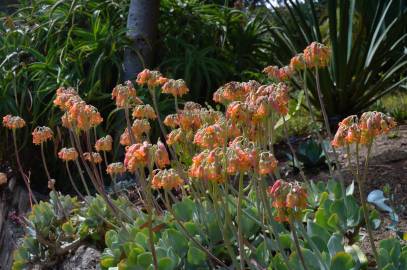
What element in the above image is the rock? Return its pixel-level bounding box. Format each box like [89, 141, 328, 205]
[58, 246, 101, 270]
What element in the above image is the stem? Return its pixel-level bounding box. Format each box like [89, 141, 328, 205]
[211, 182, 240, 269]
[312, 68, 348, 200]
[236, 173, 246, 270]
[357, 144, 380, 265]
[41, 143, 67, 218]
[314, 67, 332, 138]
[12, 130, 36, 206]
[124, 105, 136, 144]
[139, 168, 158, 270]
[65, 162, 86, 201]
[289, 214, 309, 270]
[74, 159, 91, 196]
[150, 88, 168, 138]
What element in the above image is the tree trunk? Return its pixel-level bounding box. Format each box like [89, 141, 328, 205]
[124, 0, 160, 81]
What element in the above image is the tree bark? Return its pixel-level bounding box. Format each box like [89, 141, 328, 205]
[124, 0, 160, 81]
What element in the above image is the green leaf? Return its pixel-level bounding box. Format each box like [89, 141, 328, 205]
[105, 230, 118, 248]
[137, 252, 153, 268]
[100, 256, 117, 268]
[327, 233, 344, 258]
[187, 246, 207, 266]
[158, 257, 175, 270]
[165, 229, 188, 257]
[330, 252, 354, 270]
[173, 198, 196, 221]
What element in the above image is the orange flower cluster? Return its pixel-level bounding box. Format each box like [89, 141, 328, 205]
[83, 152, 103, 164]
[67, 102, 103, 131]
[53, 87, 80, 111]
[120, 119, 151, 145]
[164, 103, 223, 143]
[194, 123, 228, 149]
[151, 169, 183, 190]
[154, 140, 170, 168]
[258, 151, 278, 175]
[164, 108, 203, 132]
[2, 115, 26, 129]
[213, 81, 259, 104]
[268, 180, 307, 222]
[162, 79, 189, 97]
[106, 162, 126, 176]
[289, 53, 306, 71]
[58, 147, 79, 161]
[112, 81, 142, 108]
[332, 112, 396, 148]
[263, 65, 293, 81]
[189, 148, 225, 183]
[136, 69, 167, 88]
[226, 101, 252, 124]
[166, 128, 187, 146]
[303, 42, 330, 68]
[132, 104, 157, 119]
[54, 87, 103, 131]
[124, 141, 152, 172]
[95, 135, 113, 152]
[32, 126, 53, 145]
[226, 137, 257, 174]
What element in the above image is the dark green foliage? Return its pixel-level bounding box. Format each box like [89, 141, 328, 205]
[159, 0, 273, 103]
[0, 0, 131, 188]
[266, 0, 407, 118]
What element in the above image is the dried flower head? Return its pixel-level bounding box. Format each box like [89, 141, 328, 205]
[58, 147, 79, 161]
[83, 152, 103, 164]
[303, 42, 330, 68]
[124, 141, 152, 172]
[162, 79, 189, 97]
[95, 135, 113, 152]
[132, 104, 157, 119]
[32, 126, 53, 145]
[152, 169, 183, 190]
[106, 162, 126, 176]
[2, 115, 26, 129]
[112, 81, 142, 108]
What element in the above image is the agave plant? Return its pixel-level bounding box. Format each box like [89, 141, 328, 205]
[265, 0, 407, 120]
